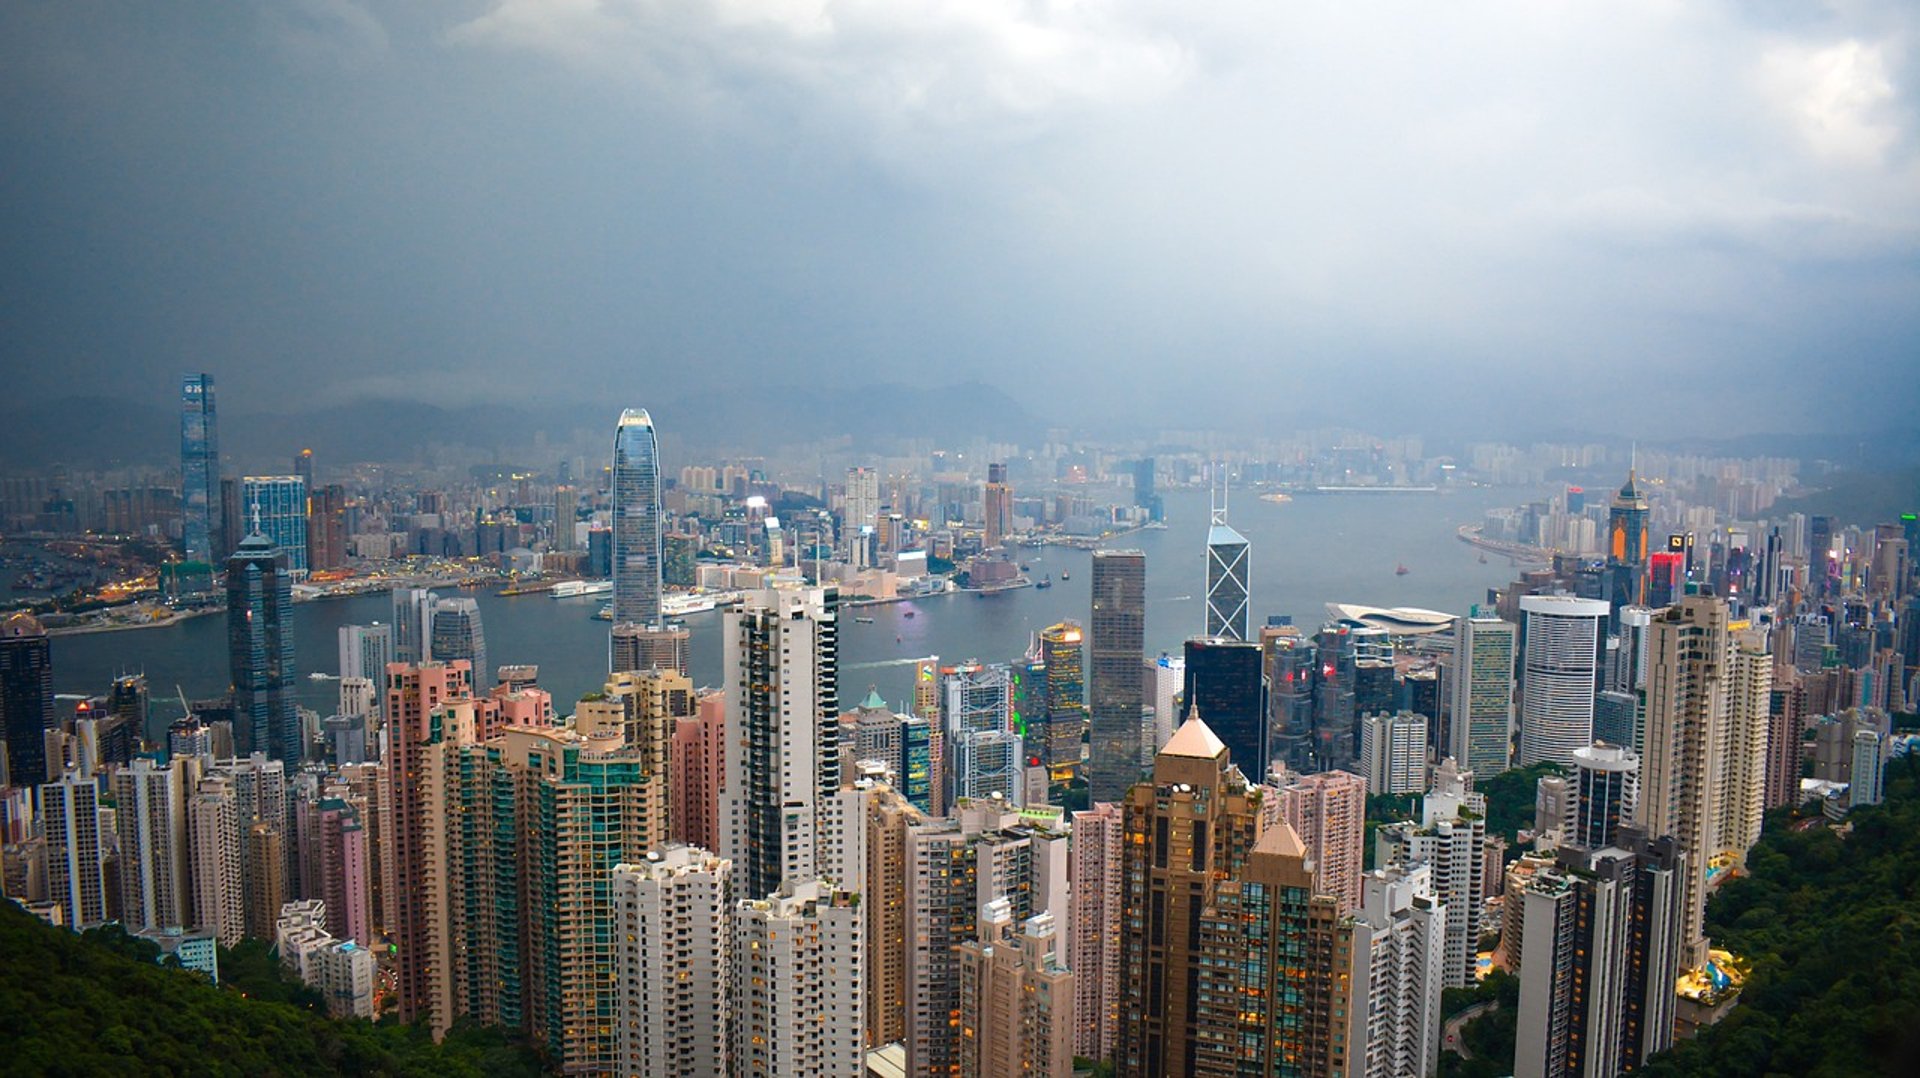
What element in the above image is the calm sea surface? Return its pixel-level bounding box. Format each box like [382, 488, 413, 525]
[43, 486, 1542, 742]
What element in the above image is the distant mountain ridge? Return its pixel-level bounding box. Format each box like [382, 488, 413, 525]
[0, 381, 1045, 471]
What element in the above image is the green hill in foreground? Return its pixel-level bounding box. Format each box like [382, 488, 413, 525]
[0, 903, 544, 1077]
[1644, 753, 1920, 1077]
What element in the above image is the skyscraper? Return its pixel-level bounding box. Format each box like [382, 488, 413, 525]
[611, 846, 732, 1078]
[1070, 801, 1125, 1064]
[1088, 550, 1146, 803]
[983, 462, 1013, 549]
[1450, 611, 1516, 777]
[1204, 502, 1250, 641]
[42, 769, 110, 928]
[1569, 742, 1639, 850]
[1608, 469, 1651, 608]
[241, 476, 309, 574]
[722, 585, 840, 900]
[1517, 595, 1610, 768]
[1377, 766, 1487, 988]
[732, 879, 866, 1078]
[227, 530, 298, 762]
[428, 598, 487, 687]
[1273, 768, 1368, 913]
[1181, 636, 1267, 779]
[611, 409, 662, 629]
[1121, 714, 1349, 1078]
[337, 623, 393, 684]
[180, 373, 221, 563]
[1, 613, 54, 788]
[112, 758, 190, 932]
[1345, 865, 1449, 1078]
[610, 621, 690, 676]
[1038, 621, 1087, 788]
[957, 903, 1075, 1078]
[942, 662, 1020, 807]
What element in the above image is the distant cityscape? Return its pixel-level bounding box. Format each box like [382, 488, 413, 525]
[1, 373, 1915, 1077]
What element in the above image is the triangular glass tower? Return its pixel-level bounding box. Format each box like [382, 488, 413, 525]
[1205, 476, 1249, 641]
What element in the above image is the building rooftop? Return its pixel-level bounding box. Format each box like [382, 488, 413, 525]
[1162, 712, 1227, 760]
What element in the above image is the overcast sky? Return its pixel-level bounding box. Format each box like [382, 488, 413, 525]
[2, 1, 1915, 437]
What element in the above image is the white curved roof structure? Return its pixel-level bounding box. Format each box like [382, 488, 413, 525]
[1324, 603, 1458, 635]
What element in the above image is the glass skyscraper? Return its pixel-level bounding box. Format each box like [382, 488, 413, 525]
[226, 531, 298, 761]
[1205, 507, 1249, 642]
[1183, 637, 1267, 781]
[241, 475, 309, 574]
[611, 409, 662, 630]
[180, 373, 220, 563]
[429, 598, 488, 688]
[1088, 549, 1147, 803]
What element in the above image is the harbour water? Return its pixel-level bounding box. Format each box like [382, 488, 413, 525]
[43, 485, 1543, 743]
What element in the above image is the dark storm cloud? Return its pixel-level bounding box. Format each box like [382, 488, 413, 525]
[1, 1, 1915, 438]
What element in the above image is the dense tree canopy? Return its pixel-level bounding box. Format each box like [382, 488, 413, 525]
[1644, 753, 1920, 1076]
[0, 903, 545, 1076]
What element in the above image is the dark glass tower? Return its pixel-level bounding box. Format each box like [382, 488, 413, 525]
[1088, 550, 1146, 803]
[611, 409, 662, 631]
[180, 373, 220, 564]
[227, 530, 298, 761]
[1, 613, 55, 788]
[429, 598, 488, 687]
[1182, 637, 1267, 780]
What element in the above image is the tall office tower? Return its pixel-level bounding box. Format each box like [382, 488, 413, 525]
[983, 462, 1013, 549]
[1263, 627, 1316, 777]
[1764, 674, 1806, 810]
[240, 476, 309, 574]
[1181, 637, 1266, 781]
[1640, 595, 1729, 971]
[1204, 502, 1250, 641]
[610, 621, 690, 676]
[41, 769, 109, 928]
[1118, 716, 1258, 1077]
[1, 613, 54, 788]
[611, 408, 663, 628]
[1038, 621, 1087, 787]
[382, 660, 474, 1028]
[1593, 690, 1637, 753]
[1345, 864, 1448, 1078]
[671, 691, 726, 852]
[733, 879, 866, 1078]
[216, 476, 243, 562]
[957, 903, 1076, 1078]
[1070, 802, 1125, 1063]
[243, 822, 287, 941]
[1450, 612, 1516, 777]
[307, 484, 348, 572]
[611, 846, 732, 1078]
[389, 587, 435, 665]
[337, 623, 392, 685]
[1270, 769, 1367, 913]
[1517, 596, 1610, 768]
[179, 373, 221, 563]
[1721, 636, 1773, 859]
[428, 598, 487, 687]
[1808, 514, 1835, 599]
[227, 530, 299, 762]
[293, 447, 314, 494]
[1361, 711, 1429, 796]
[1312, 624, 1361, 772]
[723, 585, 840, 901]
[111, 759, 189, 932]
[943, 662, 1021, 807]
[189, 775, 245, 946]
[844, 466, 882, 556]
[1608, 469, 1651, 607]
[1569, 743, 1639, 849]
[1377, 770, 1487, 988]
[551, 485, 580, 552]
[1514, 831, 1683, 1078]
[1088, 550, 1147, 803]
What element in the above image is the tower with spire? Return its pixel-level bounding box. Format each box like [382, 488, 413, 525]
[1204, 469, 1250, 642]
[1609, 455, 1652, 608]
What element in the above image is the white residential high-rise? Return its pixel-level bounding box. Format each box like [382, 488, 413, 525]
[1720, 634, 1772, 859]
[42, 770, 109, 929]
[1377, 769, 1487, 988]
[1069, 802, 1124, 1064]
[189, 775, 246, 947]
[844, 467, 881, 565]
[111, 758, 190, 932]
[1361, 711, 1428, 796]
[1640, 595, 1730, 971]
[732, 879, 865, 1078]
[1851, 728, 1888, 807]
[722, 585, 841, 901]
[1517, 596, 1610, 768]
[1450, 612, 1516, 776]
[612, 846, 732, 1078]
[1569, 743, 1639, 850]
[1345, 864, 1448, 1078]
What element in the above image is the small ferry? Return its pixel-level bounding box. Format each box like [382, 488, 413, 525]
[854, 615, 876, 624]
[1395, 564, 1410, 576]
[552, 580, 613, 598]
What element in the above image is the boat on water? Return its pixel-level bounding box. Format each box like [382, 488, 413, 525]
[854, 616, 875, 624]
[1060, 570, 1070, 580]
[1395, 563, 1410, 576]
[903, 610, 916, 619]
[1479, 553, 1488, 564]
[552, 579, 613, 598]
[308, 672, 336, 681]
[1035, 575, 1053, 589]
